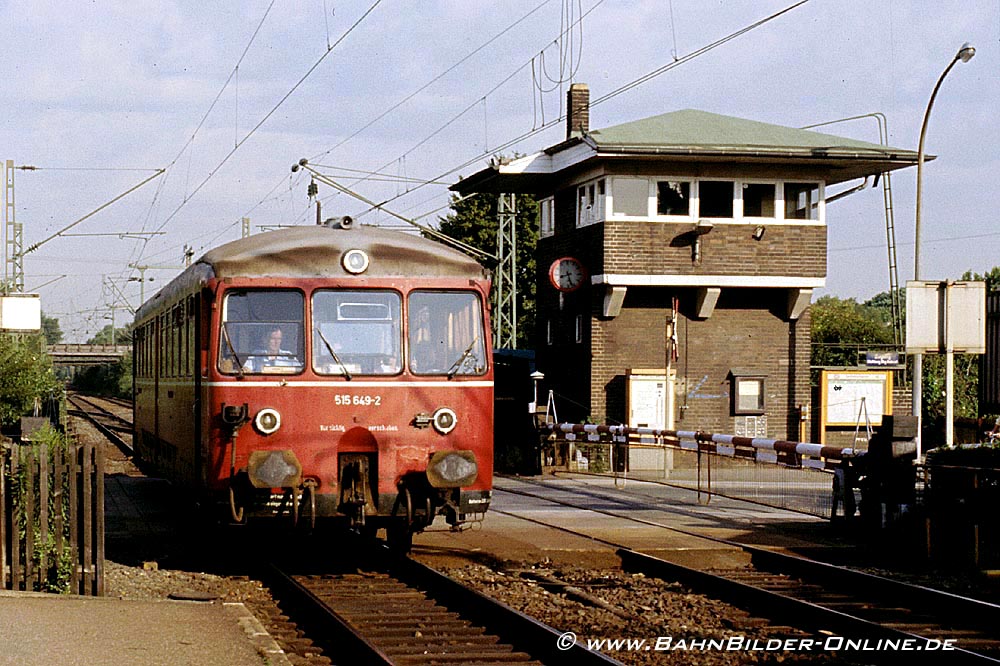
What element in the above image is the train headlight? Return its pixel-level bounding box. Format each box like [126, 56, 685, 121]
[431, 407, 458, 435]
[427, 450, 478, 488]
[431, 407, 457, 435]
[254, 408, 281, 435]
[342, 248, 369, 274]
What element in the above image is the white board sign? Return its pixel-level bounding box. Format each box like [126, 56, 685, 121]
[822, 370, 891, 426]
[906, 280, 986, 353]
[0, 294, 41, 331]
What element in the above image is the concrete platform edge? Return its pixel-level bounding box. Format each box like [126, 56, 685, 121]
[224, 602, 293, 666]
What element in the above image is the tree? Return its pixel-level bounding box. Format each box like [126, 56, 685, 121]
[438, 189, 538, 349]
[40, 313, 62, 345]
[810, 295, 894, 367]
[87, 323, 132, 345]
[0, 334, 60, 425]
[961, 267, 1000, 292]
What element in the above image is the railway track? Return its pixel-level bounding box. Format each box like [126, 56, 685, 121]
[495, 477, 1000, 664]
[265, 548, 625, 666]
[66, 393, 133, 456]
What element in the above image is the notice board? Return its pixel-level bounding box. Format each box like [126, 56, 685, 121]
[821, 370, 892, 427]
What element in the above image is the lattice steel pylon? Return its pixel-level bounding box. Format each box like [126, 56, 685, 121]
[4, 160, 24, 294]
[493, 193, 517, 349]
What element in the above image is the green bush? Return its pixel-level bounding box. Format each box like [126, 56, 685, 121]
[0, 334, 60, 426]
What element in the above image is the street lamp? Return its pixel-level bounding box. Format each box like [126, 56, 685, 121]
[912, 42, 975, 458]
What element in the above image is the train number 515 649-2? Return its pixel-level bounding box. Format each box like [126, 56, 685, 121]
[333, 394, 382, 406]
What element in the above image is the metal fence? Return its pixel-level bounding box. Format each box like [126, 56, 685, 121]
[540, 423, 854, 519]
[1, 434, 104, 595]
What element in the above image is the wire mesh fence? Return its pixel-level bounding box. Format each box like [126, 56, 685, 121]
[543, 424, 845, 519]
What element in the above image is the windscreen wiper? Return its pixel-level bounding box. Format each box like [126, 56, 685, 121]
[221, 323, 244, 378]
[446, 337, 480, 379]
[314, 325, 352, 380]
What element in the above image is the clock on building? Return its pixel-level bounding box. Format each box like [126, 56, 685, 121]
[548, 256, 587, 292]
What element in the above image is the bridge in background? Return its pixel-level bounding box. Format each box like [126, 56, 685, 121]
[47, 344, 130, 366]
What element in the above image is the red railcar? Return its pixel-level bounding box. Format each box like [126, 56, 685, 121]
[132, 219, 493, 543]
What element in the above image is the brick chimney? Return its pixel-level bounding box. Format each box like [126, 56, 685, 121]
[566, 83, 590, 139]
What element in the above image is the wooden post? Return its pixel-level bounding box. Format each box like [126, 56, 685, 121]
[38, 444, 48, 584]
[24, 446, 35, 589]
[69, 443, 79, 594]
[10, 445, 19, 590]
[81, 442, 93, 595]
[93, 442, 105, 596]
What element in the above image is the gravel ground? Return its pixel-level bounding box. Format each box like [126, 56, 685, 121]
[445, 561, 850, 666]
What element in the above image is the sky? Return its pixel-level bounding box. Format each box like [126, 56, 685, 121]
[2, 0, 998, 342]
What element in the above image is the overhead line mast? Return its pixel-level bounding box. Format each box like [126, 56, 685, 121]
[4, 160, 23, 294]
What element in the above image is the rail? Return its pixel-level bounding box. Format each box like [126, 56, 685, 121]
[265, 552, 624, 666]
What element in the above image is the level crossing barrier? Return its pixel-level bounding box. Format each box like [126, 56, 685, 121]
[539, 422, 859, 519]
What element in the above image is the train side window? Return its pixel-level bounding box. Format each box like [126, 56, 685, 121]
[408, 291, 486, 376]
[312, 290, 402, 376]
[218, 290, 304, 375]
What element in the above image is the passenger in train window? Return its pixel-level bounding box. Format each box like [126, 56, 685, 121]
[243, 326, 301, 373]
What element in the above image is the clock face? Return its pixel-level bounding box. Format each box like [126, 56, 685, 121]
[549, 257, 586, 292]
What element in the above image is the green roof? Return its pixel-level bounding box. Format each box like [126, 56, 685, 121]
[452, 108, 922, 194]
[588, 109, 912, 157]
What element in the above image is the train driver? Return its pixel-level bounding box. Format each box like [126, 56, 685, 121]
[243, 326, 302, 372]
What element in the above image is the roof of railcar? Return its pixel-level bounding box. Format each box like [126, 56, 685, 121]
[201, 224, 487, 279]
[135, 224, 489, 322]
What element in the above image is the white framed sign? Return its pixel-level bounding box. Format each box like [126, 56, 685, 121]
[821, 370, 892, 427]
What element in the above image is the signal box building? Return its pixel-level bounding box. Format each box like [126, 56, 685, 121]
[454, 84, 920, 442]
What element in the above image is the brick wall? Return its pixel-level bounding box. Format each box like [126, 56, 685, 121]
[535, 283, 812, 440]
[535, 199, 823, 439]
[602, 220, 826, 278]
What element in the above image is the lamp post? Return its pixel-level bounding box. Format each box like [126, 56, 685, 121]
[912, 42, 975, 458]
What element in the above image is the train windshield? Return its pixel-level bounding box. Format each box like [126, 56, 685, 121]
[218, 290, 304, 375]
[408, 291, 486, 376]
[312, 290, 402, 376]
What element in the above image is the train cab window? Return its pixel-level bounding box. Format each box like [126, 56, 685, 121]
[312, 290, 402, 376]
[218, 290, 304, 375]
[408, 291, 486, 376]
